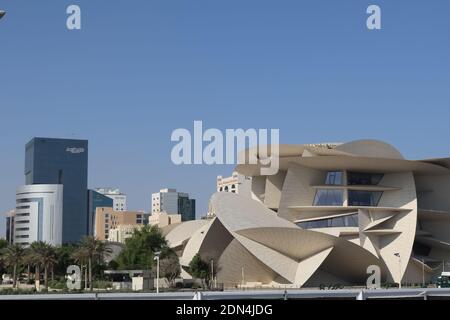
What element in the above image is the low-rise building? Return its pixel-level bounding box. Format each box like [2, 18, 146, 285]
[108, 224, 144, 243]
[208, 172, 252, 217]
[94, 207, 146, 241]
[216, 171, 252, 196]
[166, 140, 450, 288]
[148, 212, 182, 228]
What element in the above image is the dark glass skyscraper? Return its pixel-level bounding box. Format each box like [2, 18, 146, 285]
[87, 190, 113, 236]
[25, 137, 88, 243]
[178, 196, 196, 221]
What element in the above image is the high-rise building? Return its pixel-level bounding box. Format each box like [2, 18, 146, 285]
[15, 185, 63, 246]
[95, 188, 127, 211]
[5, 210, 15, 244]
[151, 188, 196, 221]
[87, 190, 113, 236]
[178, 193, 196, 221]
[24, 137, 88, 243]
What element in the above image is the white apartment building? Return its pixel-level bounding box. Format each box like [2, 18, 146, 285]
[151, 188, 196, 221]
[15, 184, 63, 246]
[217, 171, 252, 197]
[95, 188, 127, 211]
[152, 188, 178, 215]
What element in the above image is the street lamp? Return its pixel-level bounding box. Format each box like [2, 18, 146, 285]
[154, 251, 161, 294]
[210, 259, 214, 290]
[394, 253, 401, 289]
[0, 10, 6, 20]
[422, 258, 425, 288]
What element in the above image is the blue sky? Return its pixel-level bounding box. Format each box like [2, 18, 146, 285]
[0, 1, 449, 237]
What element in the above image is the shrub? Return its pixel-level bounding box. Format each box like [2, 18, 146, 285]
[48, 279, 67, 290]
[93, 280, 113, 289]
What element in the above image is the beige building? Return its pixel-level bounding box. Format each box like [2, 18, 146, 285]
[217, 172, 252, 196]
[94, 207, 146, 241]
[108, 224, 144, 243]
[164, 140, 450, 288]
[209, 172, 252, 218]
[149, 212, 182, 228]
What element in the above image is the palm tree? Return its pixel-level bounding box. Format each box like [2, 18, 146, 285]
[2, 244, 26, 288]
[79, 236, 112, 291]
[22, 253, 34, 284]
[71, 247, 89, 290]
[28, 242, 57, 289]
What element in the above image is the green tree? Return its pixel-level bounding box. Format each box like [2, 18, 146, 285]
[2, 243, 26, 288]
[0, 239, 8, 250]
[22, 253, 34, 284]
[28, 242, 57, 289]
[78, 236, 112, 291]
[0, 239, 8, 275]
[71, 246, 89, 290]
[116, 225, 167, 270]
[159, 249, 181, 286]
[188, 254, 210, 288]
[54, 245, 78, 277]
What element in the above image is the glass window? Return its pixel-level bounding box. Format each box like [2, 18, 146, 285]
[347, 172, 384, 185]
[16, 213, 30, 217]
[313, 189, 344, 206]
[298, 213, 358, 229]
[16, 205, 30, 210]
[348, 191, 382, 206]
[325, 171, 343, 185]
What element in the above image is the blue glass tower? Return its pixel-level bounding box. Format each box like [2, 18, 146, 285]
[178, 196, 196, 221]
[25, 137, 88, 243]
[87, 190, 113, 236]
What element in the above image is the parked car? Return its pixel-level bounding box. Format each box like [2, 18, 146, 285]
[2, 274, 13, 285]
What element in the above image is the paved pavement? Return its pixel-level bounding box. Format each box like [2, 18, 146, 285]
[0, 288, 450, 300]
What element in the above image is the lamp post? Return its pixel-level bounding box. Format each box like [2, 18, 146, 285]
[394, 253, 401, 289]
[422, 258, 425, 288]
[154, 251, 161, 294]
[241, 266, 245, 289]
[210, 259, 214, 290]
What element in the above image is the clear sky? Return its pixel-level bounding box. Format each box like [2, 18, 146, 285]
[0, 1, 449, 237]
